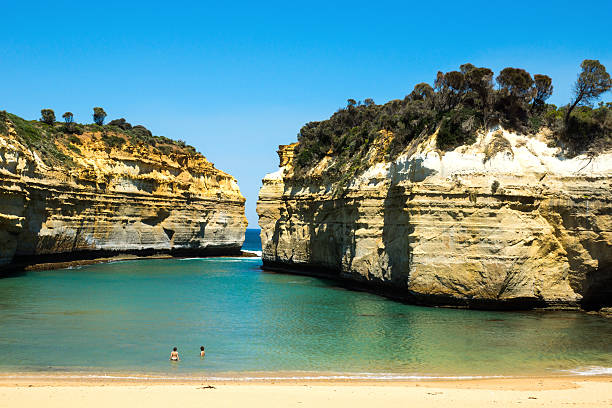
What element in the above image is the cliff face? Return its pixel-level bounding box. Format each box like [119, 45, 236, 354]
[257, 129, 612, 310]
[0, 117, 247, 268]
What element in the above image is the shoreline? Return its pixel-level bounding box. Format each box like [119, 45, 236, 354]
[1, 372, 610, 388]
[1, 370, 611, 384]
[1, 374, 610, 408]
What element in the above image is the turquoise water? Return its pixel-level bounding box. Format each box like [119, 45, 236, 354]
[0, 230, 610, 379]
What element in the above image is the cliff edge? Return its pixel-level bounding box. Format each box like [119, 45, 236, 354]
[257, 129, 612, 310]
[0, 112, 247, 268]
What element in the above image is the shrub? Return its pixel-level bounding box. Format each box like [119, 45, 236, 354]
[67, 144, 81, 154]
[101, 134, 124, 148]
[131, 125, 152, 138]
[157, 144, 173, 155]
[491, 180, 500, 194]
[107, 118, 132, 130]
[436, 108, 478, 150]
[565, 104, 612, 148]
[0, 111, 8, 135]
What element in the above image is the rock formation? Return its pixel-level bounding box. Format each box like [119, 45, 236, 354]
[258, 129, 612, 310]
[0, 114, 247, 268]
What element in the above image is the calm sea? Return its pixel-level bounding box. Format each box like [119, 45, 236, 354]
[0, 229, 610, 379]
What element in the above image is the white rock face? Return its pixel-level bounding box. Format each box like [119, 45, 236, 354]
[257, 130, 612, 309]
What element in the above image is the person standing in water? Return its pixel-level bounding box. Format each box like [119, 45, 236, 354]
[170, 347, 179, 361]
[200, 346, 205, 357]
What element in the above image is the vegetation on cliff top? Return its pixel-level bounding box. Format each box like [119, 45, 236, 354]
[294, 60, 611, 181]
[0, 109, 199, 167]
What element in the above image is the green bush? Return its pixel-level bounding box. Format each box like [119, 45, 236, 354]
[101, 134, 125, 148]
[565, 104, 612, 147]
[40, 109, 56, 125]
[157, 144, 173, 155]
[437, 108, 478, 150]
[0, 111, 8, 135]
[67, 144, 81, 154]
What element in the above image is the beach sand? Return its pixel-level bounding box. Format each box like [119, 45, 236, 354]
[0, 376, 610, 407]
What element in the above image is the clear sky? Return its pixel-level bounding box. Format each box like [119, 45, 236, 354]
[1, 1, 611, 226]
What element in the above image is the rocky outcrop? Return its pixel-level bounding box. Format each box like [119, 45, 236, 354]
[1, 118, 247, 268]
[257, 129, 612, 310]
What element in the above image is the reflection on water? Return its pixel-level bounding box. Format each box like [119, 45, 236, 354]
[0, 255, 610, 377]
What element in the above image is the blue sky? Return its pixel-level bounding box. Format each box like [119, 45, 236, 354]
[1, 1, 611, 226]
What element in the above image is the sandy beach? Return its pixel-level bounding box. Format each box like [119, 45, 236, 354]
[0, 376, 610, 407]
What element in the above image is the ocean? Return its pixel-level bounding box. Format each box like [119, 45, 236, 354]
[0, 229, 610, 380]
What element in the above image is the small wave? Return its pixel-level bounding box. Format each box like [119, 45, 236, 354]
[202, 374, 508, 381]
[565, 366, 612, 376]
[178, 257, 261, 262]
[1, 372, 509, 382]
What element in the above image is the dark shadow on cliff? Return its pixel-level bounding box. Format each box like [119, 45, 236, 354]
[581, 264, 612, 311]
[306, 188, 360, 275]
[379, 170, 412, 297]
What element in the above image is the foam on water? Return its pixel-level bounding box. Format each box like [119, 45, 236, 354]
[565, 367, 612, 376]
[6, 367, 612, 382]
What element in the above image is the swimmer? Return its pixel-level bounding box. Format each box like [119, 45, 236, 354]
[200, 346, 205, 357]
[170, 347, 179, 361]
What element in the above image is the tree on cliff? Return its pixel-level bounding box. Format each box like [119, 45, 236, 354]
[496, 68, 534, 98]
[532, 74, 553, 110]
[410, 83, 435, 103]
[495, 67, 534, 127]
[62, 112, 74, 123]
[565, 60, 611, 126]
[62, 112, 75, 133]
[40, 109, 55, 125]
[464, 67, 494, 127]
[93, 107, 107, 125]
[434, 70, 465, 111]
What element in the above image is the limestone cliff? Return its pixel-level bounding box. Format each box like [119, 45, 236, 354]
[0, 113, 247, 268]
[257, 129, 612, 310]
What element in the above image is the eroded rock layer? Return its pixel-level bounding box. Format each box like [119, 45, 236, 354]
[0, 121, 247, 268]
[257, 130, 612, 309]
